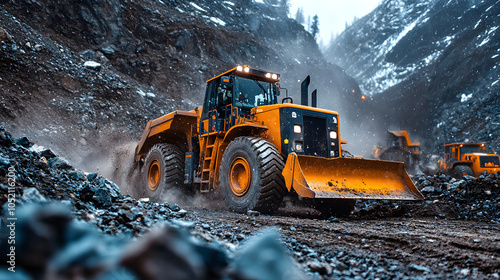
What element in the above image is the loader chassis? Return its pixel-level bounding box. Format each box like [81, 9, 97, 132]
[135, 66, 423, 216]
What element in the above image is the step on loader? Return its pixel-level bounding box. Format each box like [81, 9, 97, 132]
[135, 66, 423, 217]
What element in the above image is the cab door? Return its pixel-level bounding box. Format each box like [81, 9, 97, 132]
[200, 76, 235, 135]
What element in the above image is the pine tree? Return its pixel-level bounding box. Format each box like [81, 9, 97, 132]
[310, 14, 319, 40]
[295, 7, 304, 24]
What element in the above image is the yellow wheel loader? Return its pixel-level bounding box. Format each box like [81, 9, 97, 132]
[135, 66, 423, 217]
[371, 130, 422, 172]
[438, 142, 500, 178]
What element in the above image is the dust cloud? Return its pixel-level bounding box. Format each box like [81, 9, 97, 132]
[160, 188, 229, 211]
[77, 135, 226, 210]
[63, 132, 229, 210]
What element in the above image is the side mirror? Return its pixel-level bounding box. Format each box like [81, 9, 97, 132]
[220, 76, 232, 90]
[274, 84, 280, 96]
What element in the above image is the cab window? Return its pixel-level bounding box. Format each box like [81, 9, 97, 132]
[235, 77, 273, 109]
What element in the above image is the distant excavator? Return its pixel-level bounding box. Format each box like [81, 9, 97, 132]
[134, 66, 423, 217]
[371, 130, 422, 172]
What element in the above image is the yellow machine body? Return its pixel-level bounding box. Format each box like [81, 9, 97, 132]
[439, 142, 500, 177]
[134, 65, 423, 215]
[136, 103, 423, 200]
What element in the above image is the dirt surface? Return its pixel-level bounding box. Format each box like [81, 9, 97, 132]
[182, 206, 500, 279]
[1, 127, 500, 279]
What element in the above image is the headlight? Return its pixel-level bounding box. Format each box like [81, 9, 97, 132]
[330, 131, 337, 139]
[236, 65, 243, 72]
[294, 125, 302, 134]
[244, 66, 250, 73]
[295, 143, 303, 151]
[265, 73, 278, 80]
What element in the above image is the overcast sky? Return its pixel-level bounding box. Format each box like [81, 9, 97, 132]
[289, 0, 380, 46]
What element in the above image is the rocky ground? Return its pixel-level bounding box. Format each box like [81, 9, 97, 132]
[1, 127, 499, 279]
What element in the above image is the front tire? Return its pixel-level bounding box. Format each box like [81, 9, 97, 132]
[452, 165, 473, 178]
[142, 144, 184, 202]
[219, 137, 286, 214]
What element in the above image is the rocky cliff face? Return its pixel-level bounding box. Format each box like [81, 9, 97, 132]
[326, 0, 500, 153]
[0, 0, 361, 168]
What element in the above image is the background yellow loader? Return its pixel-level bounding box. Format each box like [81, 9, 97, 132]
[371, 130, 422, 172]
[439, 142, 500, 178]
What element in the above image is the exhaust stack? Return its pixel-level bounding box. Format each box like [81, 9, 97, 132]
[311, 89, 317, 108]
[301, 75, 310, 106]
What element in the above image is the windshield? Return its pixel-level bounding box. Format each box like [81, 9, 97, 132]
[460, 145, 484, 154]
[235, 76, 274, 109]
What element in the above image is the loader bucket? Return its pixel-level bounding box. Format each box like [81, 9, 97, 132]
[282, 153, 423, 200]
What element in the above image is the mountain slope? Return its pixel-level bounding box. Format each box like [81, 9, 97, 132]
[0, 0, 362, 168]
[326, 0, 500, 152]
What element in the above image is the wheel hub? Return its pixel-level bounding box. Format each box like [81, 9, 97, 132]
[148, 159, 161, 191]
[230, 157, 251, 196]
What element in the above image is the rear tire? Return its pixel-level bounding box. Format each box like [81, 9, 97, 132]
[313, 198, 355, 218]
[452, 165, 473, 178]
[219, 137, 286, 214]
[142, 144, 185, 202]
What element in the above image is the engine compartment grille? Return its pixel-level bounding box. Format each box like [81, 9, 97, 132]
[303, 115, 328, 157]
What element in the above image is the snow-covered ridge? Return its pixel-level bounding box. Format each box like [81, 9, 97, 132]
[326, 0, 499, 96]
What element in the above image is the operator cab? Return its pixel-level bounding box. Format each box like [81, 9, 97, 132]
[200, 65, 280, 134]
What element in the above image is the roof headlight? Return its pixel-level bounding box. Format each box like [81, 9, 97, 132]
[244, 66, 250, 73]
[265, 73, 271, 78]
[271, 73, 278, 80]
[236, 65, 243, 72]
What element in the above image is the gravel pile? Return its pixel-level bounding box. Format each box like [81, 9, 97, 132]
[0, 126, 185, 236]
[414, 173, 500, 222]
[0, 126, 304, 279]
[351, 172, 500, 223]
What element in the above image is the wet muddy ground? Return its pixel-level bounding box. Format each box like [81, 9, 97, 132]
[181, 206, 500, 279]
